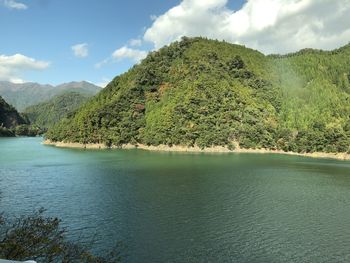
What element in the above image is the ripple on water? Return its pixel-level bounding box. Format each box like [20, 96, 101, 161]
[1, 137, 350, 262]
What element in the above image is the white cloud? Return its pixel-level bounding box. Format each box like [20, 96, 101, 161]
[95, 77, 110, 88]
[95, 58, 110, 69]
[71, 43, 89, 58]
[112, 46, 147, 63]
[143, 0, 350, 54]
[0, 54, 50, 83]
[95, 42, 147, 68]
[150, 15, 158, 21]
[129, 38, 142, 47]
[2, 0, 27, 10]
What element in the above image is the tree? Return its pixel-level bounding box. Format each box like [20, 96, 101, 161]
[0, 209, 125, 263]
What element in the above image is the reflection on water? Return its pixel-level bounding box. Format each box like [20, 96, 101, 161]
[1, 137, 350, 262]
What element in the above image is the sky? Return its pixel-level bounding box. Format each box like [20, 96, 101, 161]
[1, 0, 350, 86]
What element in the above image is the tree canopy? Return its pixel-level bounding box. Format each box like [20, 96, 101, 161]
[46, 37, 350, 154]
[24, 92, 91, 128]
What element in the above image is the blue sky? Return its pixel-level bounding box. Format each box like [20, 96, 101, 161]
[0, 0, 245, 85]
[1, 0, 349, 86]
[0, 0, 184, 85]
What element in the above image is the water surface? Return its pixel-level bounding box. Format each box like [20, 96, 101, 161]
[1, 137, 350, 262]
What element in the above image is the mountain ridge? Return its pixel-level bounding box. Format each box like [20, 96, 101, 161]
[0, 81, 101, 111]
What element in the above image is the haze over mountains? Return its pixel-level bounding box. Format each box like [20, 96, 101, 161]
[0, 81, 101, 111]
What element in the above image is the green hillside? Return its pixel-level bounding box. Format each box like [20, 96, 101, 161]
[0, 96, 30, 136]
[270, 45, 350, 152]
[46, 37, 350, 154]
[0, 96, 28, 128]
[24, 92, 91, 128]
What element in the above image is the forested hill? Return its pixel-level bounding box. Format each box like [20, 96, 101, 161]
[0, 81, 101, 111]
[0, 96, 28, 128]
[0, 96, 29, 136]
[46, 37, 350, 154]
[24, 92, 91, 128]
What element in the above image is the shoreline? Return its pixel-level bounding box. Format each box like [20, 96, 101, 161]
[42, 140, 350, 161]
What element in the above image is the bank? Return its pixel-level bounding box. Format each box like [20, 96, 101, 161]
[43, 140, 350, 161]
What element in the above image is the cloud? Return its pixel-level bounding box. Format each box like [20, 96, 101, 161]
[143, 0, 350, 54]
[95, 42, 147, 68]
[95, 77, 110, 88]
[112, 46, 147, 63]
[0, 54, 50, 83]
[129, 38, 142, 47]
[71, 43, 89, 58]
[150, 15, 158, 21]
[95, 58, 110, 69]
[2, 0, 27, 10]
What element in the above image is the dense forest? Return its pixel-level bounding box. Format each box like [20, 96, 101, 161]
[0, 96, 42, 137]
[46, 37, 350, 154]
[24, 92, 91, 128]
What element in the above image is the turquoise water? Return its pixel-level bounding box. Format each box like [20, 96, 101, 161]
[1, 137, 350, 262]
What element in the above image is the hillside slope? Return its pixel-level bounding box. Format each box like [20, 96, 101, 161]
[24, 92, 90, 128]
[0, 96, 29, 136]
[0, 81, 101, 111]
[0, 96, 28, 128]
[46, 37, 350, 154]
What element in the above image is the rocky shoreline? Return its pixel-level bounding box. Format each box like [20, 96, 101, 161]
[42, 140, 350, 161]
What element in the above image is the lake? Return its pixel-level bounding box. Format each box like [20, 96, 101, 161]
[1, 137, 350, 262]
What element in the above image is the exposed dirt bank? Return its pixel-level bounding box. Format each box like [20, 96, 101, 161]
[43, 140, 350, 161]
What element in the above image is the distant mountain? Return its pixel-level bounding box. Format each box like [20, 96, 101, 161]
[46, 37, 350, 154]
[0, 81, 101, 111]
[24, 92, 91, 128]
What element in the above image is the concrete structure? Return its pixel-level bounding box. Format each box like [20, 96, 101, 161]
[0, 260, 36, 263]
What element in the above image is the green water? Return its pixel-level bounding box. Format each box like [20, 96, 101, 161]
[1, 137, 350, 262]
